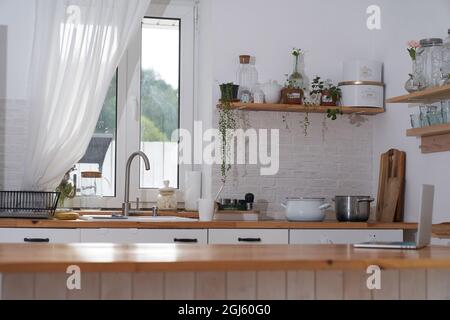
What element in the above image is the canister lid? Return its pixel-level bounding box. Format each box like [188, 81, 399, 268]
[239, 55, 251, 64]
[338, 81, 384, 87]
[419, 38, 443, 47]
[81, 171, 102, 178]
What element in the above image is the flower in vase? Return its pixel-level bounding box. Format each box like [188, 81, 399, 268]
[291, 48, 302, 57]
[406, 40, 421, 61]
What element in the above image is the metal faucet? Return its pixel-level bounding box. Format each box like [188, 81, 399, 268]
[122, 151, 150, 216]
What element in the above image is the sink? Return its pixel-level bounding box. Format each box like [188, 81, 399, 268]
[79, 214, 198, 222]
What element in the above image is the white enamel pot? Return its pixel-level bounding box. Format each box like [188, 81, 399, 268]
[281, 197, 331, 222]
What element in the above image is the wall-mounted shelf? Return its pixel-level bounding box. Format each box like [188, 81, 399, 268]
[217, 102, 384, 115]
[406, 123, 450, 154]
[386, 84, 450, 104]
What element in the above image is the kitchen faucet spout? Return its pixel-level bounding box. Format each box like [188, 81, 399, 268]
[123, 151, 150, 216]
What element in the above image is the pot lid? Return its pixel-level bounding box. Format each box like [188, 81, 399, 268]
[286, 197, 325, 201]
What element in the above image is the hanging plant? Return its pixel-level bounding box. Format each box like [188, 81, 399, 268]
[218, 83, 238, 184]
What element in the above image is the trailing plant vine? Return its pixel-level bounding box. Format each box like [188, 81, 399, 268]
[218, 83, 238, 184]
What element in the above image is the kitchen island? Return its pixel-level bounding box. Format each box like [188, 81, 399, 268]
[1, 243, 450, 300]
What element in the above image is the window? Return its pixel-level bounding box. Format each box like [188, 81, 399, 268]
[71, 2, 195, 208]
[140, 17, 180, 189]
[75, 71, 117, 197]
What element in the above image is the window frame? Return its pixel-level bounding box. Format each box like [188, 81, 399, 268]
[70, 1, 196, 209]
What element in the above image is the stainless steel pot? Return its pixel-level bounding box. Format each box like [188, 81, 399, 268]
[333, 196, 374, 222]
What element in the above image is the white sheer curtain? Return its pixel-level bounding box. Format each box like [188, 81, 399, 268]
[21, 0, 150, 190]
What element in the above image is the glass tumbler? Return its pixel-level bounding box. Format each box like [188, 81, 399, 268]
[410, 114, 422, 128]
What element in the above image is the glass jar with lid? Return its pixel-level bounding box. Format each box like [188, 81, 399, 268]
[418, 38, 443, 88]
[442, 29, 450, 79]
[157, 180, 177, 210]
[80, 171, 103, 209]
[237, 55, 258, 100]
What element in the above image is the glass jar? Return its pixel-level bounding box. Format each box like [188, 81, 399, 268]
[443, 30, 450, 79]
[80, 171, 103, 209]
[156, 180, 177, 210]
[237, 55, 258, 99]
[418, 38, 443, 88]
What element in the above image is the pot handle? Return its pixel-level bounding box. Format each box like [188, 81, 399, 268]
[357, 198, 375, 203]
[281, 202, 287, 208]
[318, 203, 331, 210]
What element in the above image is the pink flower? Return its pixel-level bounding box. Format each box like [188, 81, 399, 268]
[407, 40, 421, 49]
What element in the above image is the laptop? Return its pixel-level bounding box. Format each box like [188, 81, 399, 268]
[353, 184, 434, 249]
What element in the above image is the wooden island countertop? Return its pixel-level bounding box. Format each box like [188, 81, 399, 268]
[1, 243, 450, 273]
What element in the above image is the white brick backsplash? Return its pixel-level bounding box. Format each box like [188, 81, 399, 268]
[0, 99, 29, 190]
[213, 111, 373, 214]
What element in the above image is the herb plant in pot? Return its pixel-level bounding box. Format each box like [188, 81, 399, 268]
[219, 82, 239, 102]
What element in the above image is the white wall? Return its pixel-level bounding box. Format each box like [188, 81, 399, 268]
[205, 0, 450, 221]
[0, 0, 35, 189]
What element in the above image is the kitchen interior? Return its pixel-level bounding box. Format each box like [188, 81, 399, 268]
[1, 0, 450, 302]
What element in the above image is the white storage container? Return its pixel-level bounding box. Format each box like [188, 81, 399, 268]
[343, 59, 382, 82]
[339, 81, 384, 108]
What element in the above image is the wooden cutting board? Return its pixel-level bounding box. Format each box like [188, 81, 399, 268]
[376, 149, 406, 222]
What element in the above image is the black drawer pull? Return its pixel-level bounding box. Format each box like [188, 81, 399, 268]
[238, 237, 261, 242]
[24, 238, 50, 243]
[173, 238, 198, 243]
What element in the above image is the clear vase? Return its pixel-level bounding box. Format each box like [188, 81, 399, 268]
[405, 60, 426, 93]
[288, 55, 304, 89]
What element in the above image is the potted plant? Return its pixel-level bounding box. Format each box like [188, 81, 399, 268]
[219, 82, 239, 102]
[216, 83, 238, 199]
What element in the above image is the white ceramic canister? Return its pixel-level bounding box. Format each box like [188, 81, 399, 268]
[343, 59, 383, 82]
[260, 80, 282, 103]
[338, 81, 384, 108]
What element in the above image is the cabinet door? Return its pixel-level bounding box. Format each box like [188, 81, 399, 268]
[138, 229, 207, 244]
[431, 238, 450, 245]
[289, 229, 403, 244]
[80, 228, 140, 243]
[208, 229, 289, 244]
[0, 228, 80, 243]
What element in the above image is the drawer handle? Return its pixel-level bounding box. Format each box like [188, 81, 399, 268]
[24, 238, 50, 243]
[238, 237, 261, 242]
[173, 238, 198, 243]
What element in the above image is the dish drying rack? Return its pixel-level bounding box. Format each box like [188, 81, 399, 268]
[0, 191, 60, 219]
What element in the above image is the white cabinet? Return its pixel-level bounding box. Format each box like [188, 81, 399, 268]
[0, 228, 80, 243]
[138, 229, 207, 244]
[80, 228, 140, 243]
[80, 229, 207, 244]
[431, 237, 450, 245]
[209, 229, 289, 244]
[289, 229, 403, 244]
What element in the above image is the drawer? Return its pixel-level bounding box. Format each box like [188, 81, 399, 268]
[208, 229, 289, 244]
[289, 229, 403, 244]
[138, 229, 207, 244]
[0, 228, 80, 243]
[80, 228, 139, 243]
[431, 238, 450, 245]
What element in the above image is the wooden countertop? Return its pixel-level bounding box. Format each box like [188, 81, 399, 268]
[1, 243, 450, 272]
[0, 218, 418, 230]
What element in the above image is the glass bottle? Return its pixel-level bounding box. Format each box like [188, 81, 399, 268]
[418, 38, 443, 88]
[405, 60, 426, 93]
[237, 55, 258, 99]
[442, 29, 450, 79]
[288, 54, 304, 89]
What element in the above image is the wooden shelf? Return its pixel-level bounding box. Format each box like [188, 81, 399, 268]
[217, 102, 384, 115]
[406, 123, 450, 154]
[406, 123, 450, 137]
[386, 84, 450, 104]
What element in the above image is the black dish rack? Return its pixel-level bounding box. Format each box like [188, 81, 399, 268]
[0, 191, 60, 219]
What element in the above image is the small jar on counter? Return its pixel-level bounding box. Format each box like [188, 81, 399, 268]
[157, 180, 177, 210]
